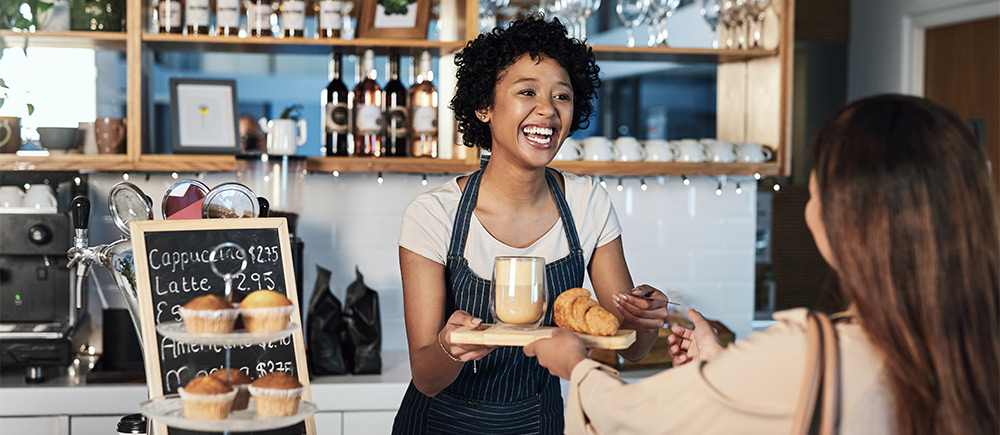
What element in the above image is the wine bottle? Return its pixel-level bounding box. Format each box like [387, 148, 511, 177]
[157, 0, 182, 34]
[408, 51, 438, 158]
[383, 53, 408, 157]
[247, 0, 273, 37]
[352, 50, 383, 157]
[322, 52, 350, 156]
[215, 0, 241, 36]
[316, 0, 344, 38]
[184, 0, 210, 35]
[280, 0, 306, 38]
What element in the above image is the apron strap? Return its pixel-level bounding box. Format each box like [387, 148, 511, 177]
[544, 169, 583, 253]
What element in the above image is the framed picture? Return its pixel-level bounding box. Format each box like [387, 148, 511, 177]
[169, 78, 240, 154]
[357, 0, 430, 40]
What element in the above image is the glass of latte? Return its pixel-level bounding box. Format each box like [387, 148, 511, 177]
[490, 256, 547, 329]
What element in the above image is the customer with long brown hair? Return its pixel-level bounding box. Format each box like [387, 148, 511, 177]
[524, 94, 999, 434]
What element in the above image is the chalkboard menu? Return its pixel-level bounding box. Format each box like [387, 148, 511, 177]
[131, 219, 315, 435]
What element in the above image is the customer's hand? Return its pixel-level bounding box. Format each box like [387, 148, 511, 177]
[440, 310, 496, 362]
[523, 328, 587, 380]
[667, 308, 724, 366]
[614, 284, 671, 333]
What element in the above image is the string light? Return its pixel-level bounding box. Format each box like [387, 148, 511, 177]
[73, 177, 81, 186]
[715, 181, 723, 196]
[682, 175, 690, 186]
[753, 172, 762, 180]
[421, 174, 428, 186]
[616, 177, 623, 192]
[332, 170, 340, 177]
[773, 182, 780, 192]
[171, 172, 179, 179]
[599, 176, 606, 189]
[640, 177, 647, 191]
[377, 172, 384, 184]
[122, 173, 130, 181]
[735, 182, 743, 195]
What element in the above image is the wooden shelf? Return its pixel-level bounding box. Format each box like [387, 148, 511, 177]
[141, 33, 467, 56]
[132, 154, 237, 172]
[549, 161, 781, 176]
[589, 45, 777, 63]
[0, 29, 127, 50]
[306, 157, 475, 174]
[0, 153, 129, 171]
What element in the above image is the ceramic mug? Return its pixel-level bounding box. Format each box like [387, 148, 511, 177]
[670, 139, 706, 163]
[613, 136, 647, 162]
[643, 140, 677, 162]
[736, 142, 774, 163]
[23, 184, 57, 209]
[554, 138, 583, 161]
[0, 117, 21, 153]
[0, 186, 24, 207]
[583, 137, 615, 161]
[260, 118, 308, 155]
[95, 117, 126, 154]
[701, 139, 737, 163]
[78, 122, 98, 154]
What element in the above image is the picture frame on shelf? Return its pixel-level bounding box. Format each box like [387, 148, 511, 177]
[169, 78, 240, 154]
[357, 0, 430, 40]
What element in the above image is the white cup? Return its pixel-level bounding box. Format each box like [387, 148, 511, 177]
[736, 142, 774, 163]
[554, 138, 583, 161]
[0, 186, 24, 207]
[643, 140, 676, 162]
[702, 140, 737, 163]
[23, 184, 57, 209]
[582, 137, 615, 161]
[613, 136, 647, 162]
[670, 139, 706, 162]
[260, 118, 308, 155]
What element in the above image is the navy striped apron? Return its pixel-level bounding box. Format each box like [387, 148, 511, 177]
[392, 161, 586, 434]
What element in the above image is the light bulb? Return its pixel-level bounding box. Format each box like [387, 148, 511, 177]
[735, 183, 743, 195]
[640, 178, 647, 191]
[682, 175, 690, 186]
[377, 172, 384, 184]
[773, 182, 781, 192]
[73, 177, 81, 186]
[171, 172, 179, 179]
[599, 176, 606, 189]
[754, 172, 762, 180]
[716, 183, 723, 196]
[332, 170, 340, 177]
[421, 174, 428, 186]
[122, 173, 130, 181]
[616, 178, 623, 192]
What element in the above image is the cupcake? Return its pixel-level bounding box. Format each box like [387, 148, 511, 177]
[209, 368, 252, 411]
[178, 295, 239, 333]
[177, 375, 236, 420]
[248, 371, 304, 418]
[239, 290, 294, 333]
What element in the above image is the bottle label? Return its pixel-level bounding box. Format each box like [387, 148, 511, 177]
[216, 0, 241, 28]
[412, 106, 438, 135]
[355, 104, 382, 134]
[325, 103, 349, 134]
[249, 4, 272, 32]
[318, 1, 343, 31]
[185, 0, 210, 27]
[386, 107, 407, 137]
[158, 2, 182, 30]
[281, 1, 306, 31]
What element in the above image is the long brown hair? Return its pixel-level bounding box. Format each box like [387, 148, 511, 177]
[812, 94, 999, 434]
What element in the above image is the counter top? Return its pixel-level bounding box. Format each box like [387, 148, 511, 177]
[0, 351, 411, 417]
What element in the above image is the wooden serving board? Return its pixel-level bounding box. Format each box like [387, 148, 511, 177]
[450, 324, 636, 350]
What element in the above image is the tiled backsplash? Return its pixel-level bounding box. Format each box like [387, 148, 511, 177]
[86, 170, 757, 350]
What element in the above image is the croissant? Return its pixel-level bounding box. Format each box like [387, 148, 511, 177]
[553, 288, 620, 336]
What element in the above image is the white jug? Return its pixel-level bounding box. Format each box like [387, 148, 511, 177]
[258, 118, 307, 155]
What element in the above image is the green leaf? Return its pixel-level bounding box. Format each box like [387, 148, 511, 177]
[0, 78, 7, 89]
[37, 2, 53, 14]
[0, 98, 5, 110]
[26, 103, 34, 115]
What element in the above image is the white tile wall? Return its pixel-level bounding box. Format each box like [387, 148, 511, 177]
[86, 170, 757, 351]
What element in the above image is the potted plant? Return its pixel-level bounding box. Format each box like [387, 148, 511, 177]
[1, 1, 53, 30]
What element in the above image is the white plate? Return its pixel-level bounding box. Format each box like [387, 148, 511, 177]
[140, 394, 316, 432]
[156, 322, 298, 346]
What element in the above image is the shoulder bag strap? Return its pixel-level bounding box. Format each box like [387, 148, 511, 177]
[791, 311, 840, 435]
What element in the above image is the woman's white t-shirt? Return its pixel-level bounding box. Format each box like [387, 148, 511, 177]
[398, 170, 622, 279]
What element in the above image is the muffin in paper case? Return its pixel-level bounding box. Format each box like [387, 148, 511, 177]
[248, 385, 304, 418]
[240, 305, 295, 333]
[178, 306, 240, 334]
[177, 387, 237, 420]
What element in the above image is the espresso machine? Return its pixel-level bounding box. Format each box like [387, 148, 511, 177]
[0, 174, 89, 382]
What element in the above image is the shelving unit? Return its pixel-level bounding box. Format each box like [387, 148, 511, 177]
[1, 0, 794, 177]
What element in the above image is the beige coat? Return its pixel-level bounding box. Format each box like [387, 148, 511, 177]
[566, 309, 895, 434]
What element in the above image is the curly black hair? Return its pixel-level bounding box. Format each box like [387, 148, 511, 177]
[449, 16, 601, 151]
